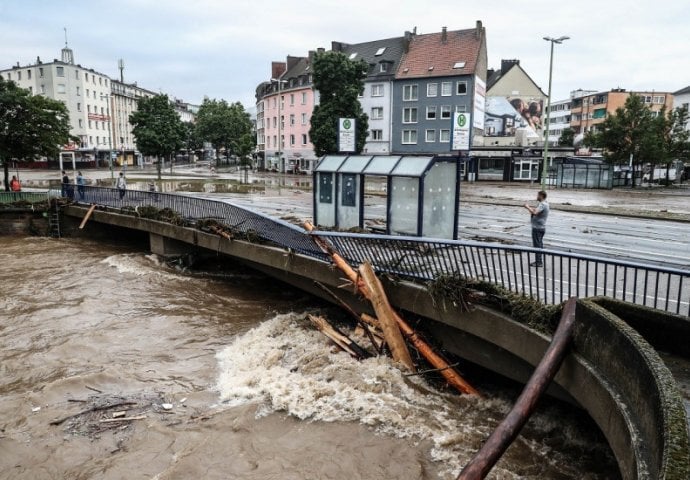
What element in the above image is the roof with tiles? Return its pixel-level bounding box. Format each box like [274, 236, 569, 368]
[335, 36, 407, 80]
[396, 27, 484, 79]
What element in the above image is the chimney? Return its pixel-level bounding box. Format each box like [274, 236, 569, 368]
[331, 41, 349, 52]
[271, 61, 286, 80]
[404, 30, 412, 53]
[308, 50, 316, 63]
[441, 27, 447, 43]
[476, 20, 483, 39]
[501, 59, 519, 73]
[36, 56, 42, 64]
[317, 47, 325, 53]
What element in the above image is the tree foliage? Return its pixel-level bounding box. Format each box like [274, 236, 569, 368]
[0, 77, 73, 190]
[130, 94, 185, 161]
[558, 127, 575, 147]
[309, 51, 369, 156]
[182, 121, 204, 155]
[195, 99, 252, 163]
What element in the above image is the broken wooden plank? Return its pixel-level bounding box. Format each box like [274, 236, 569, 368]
[308, 314, 371, 360]
[78, 204, 97, 229]
[99, 415, 147, 423]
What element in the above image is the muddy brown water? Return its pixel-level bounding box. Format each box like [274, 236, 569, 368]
[0, 236, 621, 479]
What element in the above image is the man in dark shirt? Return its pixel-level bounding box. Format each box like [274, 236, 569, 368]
[523, 190, 550, 267]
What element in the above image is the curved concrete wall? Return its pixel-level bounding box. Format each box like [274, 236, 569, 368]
[62, 207, 690, 479]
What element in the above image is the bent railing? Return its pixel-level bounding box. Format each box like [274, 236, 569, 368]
[70, 185, 689, 316]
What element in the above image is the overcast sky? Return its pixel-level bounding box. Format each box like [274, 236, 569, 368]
[1, 0, 688, 109]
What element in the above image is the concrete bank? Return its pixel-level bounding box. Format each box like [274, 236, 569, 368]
[57, 205, 690, 480]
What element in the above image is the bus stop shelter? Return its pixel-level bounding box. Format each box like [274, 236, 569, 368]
[313, 154, 461, 239]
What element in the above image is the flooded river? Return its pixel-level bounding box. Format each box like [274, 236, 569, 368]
[0, 236, 620, 479]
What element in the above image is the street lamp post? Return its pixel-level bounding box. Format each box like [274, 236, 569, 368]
[101, 94, 114, 182]
[541, 35, 570, 190]
[270, 77, 287, 173]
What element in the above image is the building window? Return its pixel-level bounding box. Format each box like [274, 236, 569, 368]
[653, 95, 665, 104]
[379, 63, 388, 73]
[56, 66, 64, 77]
[456, 81, 467, 95]
[302, 134, 308, 145]
[290, 134, 295, 146]
[440, 105, 452, 119]
[371, 129, 383, 140]
[426, 106, 437, 120]
[39, 67, 44, 78]
[27, 70, 31, 79]
[402, 107, 418, 123]
[78, 119, 83, 128]
[402, 130, 417, 144]
[425, 129, 436, 142]
[371, 84, 384, 97]
[290, 93, 295, 105]
[88, 120, 92, 128]
[267, 137, 271, 148]
[57, 83, 66, 94]
[17, 71, 22, 80]
[99, 77, 102, 85]
[371, 107, 384, 120]
[441, 82, 452, 96]
[402, 84, 418, 101]
[456, 105, 467, 112]
[40, 84, 45, 94]
[77, 102, 81, 111]
[76, 86, 80, 96]
[89, 136, 92, 144]
[75, 70, 79, 79]
[440, 129, 450, 142]
[273, 117, 277, 128]
[28, 86, 33, 93]
[302, 92, 307, 104]
[290, 114, 295, 125]
[427, 83, 438, 97]
[301, 113, 307, 125]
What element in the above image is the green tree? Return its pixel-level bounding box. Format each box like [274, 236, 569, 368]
[130, 94, 184, 180]
[558, 127, 575, 147]
[182, 121, 204, 159]
[309, 51, 369, 156]
[0, 77, 72, 190]
[196, 99, 252, 166]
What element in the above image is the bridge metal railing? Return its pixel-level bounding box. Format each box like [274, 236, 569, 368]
[68, 185, 689, 316]
[74, 185, 325, 259]
[0, 191, 52, 204]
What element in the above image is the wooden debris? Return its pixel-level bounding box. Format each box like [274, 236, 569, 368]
[50, 401, 137, 426]
[208, 225, 233, 241]
[99, 415, 147, 423]
[78, 204, 97, 229]
[308, 314, 372, 360]
[359, 263, 415, 371]
[304, 222, 480, 396]
[112, 411, 126, 418]
[457, 297, 578, 480]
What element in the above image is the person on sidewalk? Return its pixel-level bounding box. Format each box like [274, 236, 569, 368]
[116, 172, 127, 200]
[524, 190, 549, 267]
[10, 175, 21, 192]
[76, 171, 85, 200]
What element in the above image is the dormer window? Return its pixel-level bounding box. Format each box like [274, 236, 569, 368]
[379, 63, 388, 73]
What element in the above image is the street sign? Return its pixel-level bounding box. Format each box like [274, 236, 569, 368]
[339, 118, 356, 152]
[451, 112, 471, 151]
[111, 152, 117, 160]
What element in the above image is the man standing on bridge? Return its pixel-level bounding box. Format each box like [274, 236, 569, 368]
[524, 190, 549, 267]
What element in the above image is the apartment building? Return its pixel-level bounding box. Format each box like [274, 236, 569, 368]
[570, 88, 674, 134]
[391, 22, 487, 154]
[673, 86, 690, 131]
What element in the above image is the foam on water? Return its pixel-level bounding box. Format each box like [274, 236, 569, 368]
[218, 313, 590, 478]
[101, 253, 191, 281]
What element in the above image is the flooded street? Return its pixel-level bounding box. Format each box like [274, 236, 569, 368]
[1, 236, 620, 479]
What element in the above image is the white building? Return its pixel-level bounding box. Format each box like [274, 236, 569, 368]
[545, 98, 572, 145]
[0, 45, 113, 164]
[109, 80, 156, 165]
[673, 86, 690, 131]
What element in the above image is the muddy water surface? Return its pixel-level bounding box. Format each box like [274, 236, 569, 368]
[0, 236, 619, 479]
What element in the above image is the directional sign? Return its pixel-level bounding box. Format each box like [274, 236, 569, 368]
[451, 112, 471, 151]
[339, 118, 356, 153]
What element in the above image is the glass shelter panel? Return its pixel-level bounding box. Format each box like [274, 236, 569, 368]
[315, 155, 347, 172]
[363, 155, 401, 175]
[389, 177, 419, 235]
[338, 155, 372, 173]
[391, 156, 435, 177]
[422, 161, 456, 238]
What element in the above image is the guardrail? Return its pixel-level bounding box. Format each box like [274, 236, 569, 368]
[0, 191, 52, 204]
[66, 185, 689, 316]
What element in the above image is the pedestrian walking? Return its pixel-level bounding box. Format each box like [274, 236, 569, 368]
[76, 171, 85, 200]
[10, 175, 21, 192]
[523, 190, 549, 267]
[116, 172, 127, 200]
[61, 170, 74, 199]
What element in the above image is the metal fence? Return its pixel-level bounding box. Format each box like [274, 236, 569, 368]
[311, 232, 690, 316]
[67, 185, 689, 316]
[0, 191, 52, 204]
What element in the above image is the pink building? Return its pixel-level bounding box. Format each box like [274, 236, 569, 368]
[256, 54, 318, 173]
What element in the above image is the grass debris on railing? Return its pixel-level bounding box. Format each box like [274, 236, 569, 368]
[428, 273, 563, 335]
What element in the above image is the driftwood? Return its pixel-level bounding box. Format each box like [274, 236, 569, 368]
[456, 297, 578, 480]
[314, 281, 382, 353]
[49, 401, 137, 426]
[358, 263, 415, 370]
[308, 314, 372, 360]
[99, 415, 147, 423]
[78, 204, 97, 229]
[304, 222, 479, 396]
[208, 225, 233, 241]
